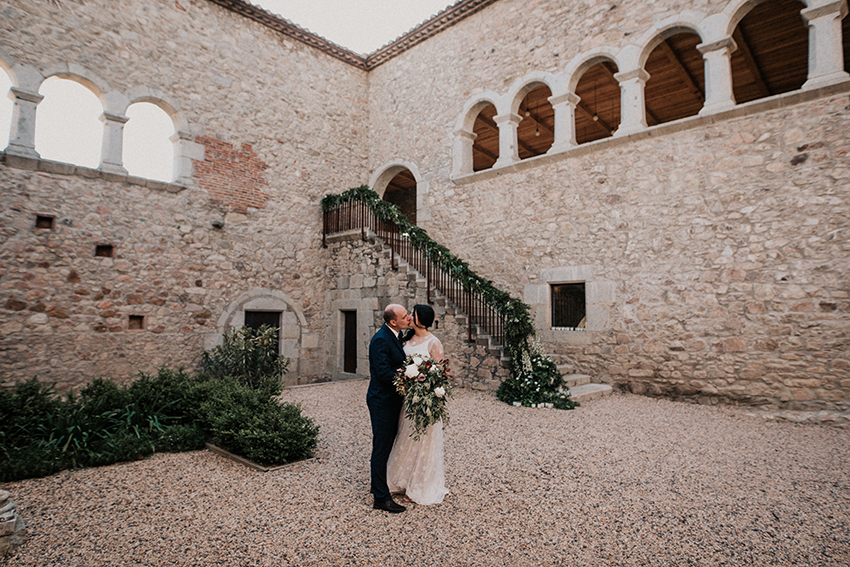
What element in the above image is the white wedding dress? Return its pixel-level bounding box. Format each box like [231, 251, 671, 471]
[386, 334, 450, 505]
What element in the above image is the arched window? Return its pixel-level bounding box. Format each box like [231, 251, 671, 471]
[35, 77, 103, 168]
[517, 85, 554, 158]
[472, 103, 498, 172]
[123, 102, 175, 182]
[574, 60, 620, 145]
[731, 0, 808, 104]
[644, 32, 705, 124]
[0, 69, 11, 150]
[382, 169, 417, 225]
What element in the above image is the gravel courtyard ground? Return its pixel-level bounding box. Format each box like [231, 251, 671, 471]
[3, 380, 849, 567]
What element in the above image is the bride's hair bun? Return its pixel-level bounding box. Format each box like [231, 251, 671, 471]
[413, 304, 435, 328]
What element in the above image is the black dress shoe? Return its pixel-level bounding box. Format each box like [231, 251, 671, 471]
[373, 498, 406, 513]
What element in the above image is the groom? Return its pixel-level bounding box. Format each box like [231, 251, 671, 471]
[367, 303, 412, 513]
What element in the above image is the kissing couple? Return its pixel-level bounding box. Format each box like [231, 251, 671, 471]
[366, 303, 449, 513]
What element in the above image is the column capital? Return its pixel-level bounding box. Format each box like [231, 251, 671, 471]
[613, 68, 650, 83]
[548, 92, 580, 107]
[9, 87, 44, 105]
[801, 0, 848, 22]
[697, 36, 737, 55]
[493, 111, 523, 125]
[100, 112, 130, 125]
[453, 129, 477, 140]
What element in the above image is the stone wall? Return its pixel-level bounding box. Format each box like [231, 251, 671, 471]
[0, 0, 370, 389]
[365, 0, 850, 410]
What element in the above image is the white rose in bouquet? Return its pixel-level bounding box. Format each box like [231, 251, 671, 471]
[434, 386, 446, 398]
[412, 355, 423, 366]
[404, 364, 419, 378]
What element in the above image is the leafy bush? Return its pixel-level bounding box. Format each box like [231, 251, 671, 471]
[201, 325, 290, 394]
[0, 351, 318, 481]
[194, 377, 318, 466]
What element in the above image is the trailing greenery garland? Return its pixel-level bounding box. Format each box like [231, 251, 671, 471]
[323, 186, 534, 362]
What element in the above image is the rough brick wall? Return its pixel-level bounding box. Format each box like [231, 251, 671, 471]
[193, 138, 270, 214]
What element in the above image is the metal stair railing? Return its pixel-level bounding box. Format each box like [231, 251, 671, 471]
[323, 199, 504, 346]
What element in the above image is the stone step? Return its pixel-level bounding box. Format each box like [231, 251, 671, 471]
[562, 373, 591, 388]
[568, 383, 613, 404]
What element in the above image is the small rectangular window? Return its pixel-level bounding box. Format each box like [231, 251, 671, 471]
[35, 215, 55, 229]
[551, 283, 586, 330]
[95, 244, 114, 258]
[128, 315, 145, 330]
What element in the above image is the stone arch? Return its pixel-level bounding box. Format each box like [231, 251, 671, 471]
[452, 92, 501, 176]
[214, 288, 307, 378]
[39, 63, 112, 104]
[640, 24, 708, 124]
[35, 73, 106, 168]
[565, 48, 623, 93]
[726, 0, 810, 103]
[369, 160, 424, 225]
[123, 101, 176, 182]
[509, 80, 557, 159]
[722, 0, 812, 35]
[569, 54, 622, 144]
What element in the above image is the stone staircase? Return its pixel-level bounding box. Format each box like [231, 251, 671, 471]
[390, 250, 613, 405]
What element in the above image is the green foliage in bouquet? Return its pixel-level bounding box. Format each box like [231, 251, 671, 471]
[394, 355, 454, 440]
[323, 186, 576, 410]
[201, 324, 290, 395]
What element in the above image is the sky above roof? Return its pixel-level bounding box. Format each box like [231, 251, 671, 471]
[253, 0, 456, 55]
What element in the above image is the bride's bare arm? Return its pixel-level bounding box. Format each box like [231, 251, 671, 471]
[429, 337, 444, 362]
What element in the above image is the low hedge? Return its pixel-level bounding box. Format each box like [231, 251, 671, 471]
[1, 326, 318, 482]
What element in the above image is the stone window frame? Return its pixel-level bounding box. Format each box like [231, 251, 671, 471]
[451, 0, 848, 180]
[524, 265, 615, 344]
[211, 288, 311, 378]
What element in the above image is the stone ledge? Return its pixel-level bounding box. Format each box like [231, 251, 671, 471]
[205, 442, 317, 472]
[0, 152, 190, 194]
[452, 79, 850, 185]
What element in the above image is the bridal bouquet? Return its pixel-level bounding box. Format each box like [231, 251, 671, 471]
[393, 355, 454, 440]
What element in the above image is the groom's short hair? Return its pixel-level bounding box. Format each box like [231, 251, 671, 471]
[383, 304, 401, 324]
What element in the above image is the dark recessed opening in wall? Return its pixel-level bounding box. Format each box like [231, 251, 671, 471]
[35, 215, 55, 229]
[644, 32, 705, 125]
[95, 244, 114, 258]
[128, 315, 145, 330]
[517, 84, 555, 159]
[731, 0, 808, 105]
[472, 103, 499, 171]
[575, 60, 621, 144]
[245, 310, 281, 353]
[342, 310, 357, 374]
[382, 169, 417, 225]
[551, 283, 586, 330]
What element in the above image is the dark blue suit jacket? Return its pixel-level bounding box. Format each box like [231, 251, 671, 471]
[367, 323, 406, 409]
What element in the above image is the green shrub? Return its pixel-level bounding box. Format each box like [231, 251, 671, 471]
[497, 339, 578, 410]
[1, 358, 318, 481]
[193, 377, 319, 467]
[201, 325, 290, 394]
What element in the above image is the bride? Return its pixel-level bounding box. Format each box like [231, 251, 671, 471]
[386, 304, 450, 505]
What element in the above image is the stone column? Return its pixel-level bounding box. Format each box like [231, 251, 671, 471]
[547, 92, 580, 153]
[493, 111, 521, 168]
[801, 0, 850, 89]
[99, 111, 129, 176]
[698, 37, 738, 116]
[5, 87, 43, 161]
[613, 69, 650, 137]
[452, 129, 477, 177]
[171, 130, 204, 187]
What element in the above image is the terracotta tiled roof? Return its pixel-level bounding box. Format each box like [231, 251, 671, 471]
[206, 0, 500, 70]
